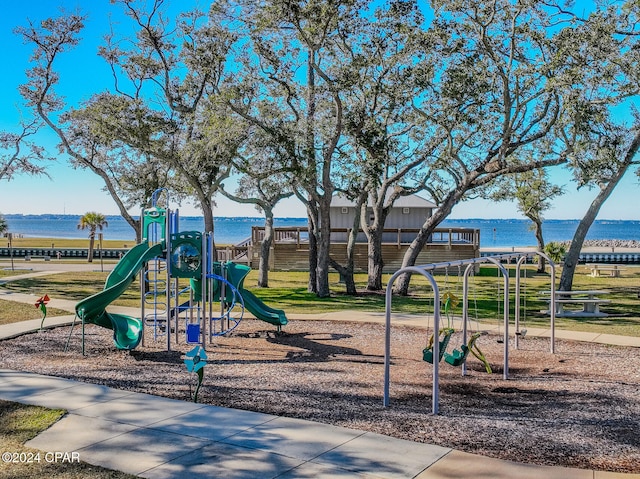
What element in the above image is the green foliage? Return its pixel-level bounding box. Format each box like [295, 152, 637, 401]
[0, 119, 52, 182]
[77, 212, 108, 262]
[489, 168, 564, 224]
[77, 212, 108, 236]
[543, 242, 567, 264]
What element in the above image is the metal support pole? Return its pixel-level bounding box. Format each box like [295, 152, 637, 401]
[483, 257, 510, 380]
[7, 233, 14, 271]
[201, 232, 208, 347]
[461, 263, 475, 376]
[141, 262, 146, 348]
[139, 210, 147, 348]
[220, 263, 227, 333]
[535, 251, 557, 354]
[166, 209, 172, 352]
[208, 234, 214, 341]
[514, 256, 527, 350]
[384, 267, 440, 414]
[550, 261, 556, 354]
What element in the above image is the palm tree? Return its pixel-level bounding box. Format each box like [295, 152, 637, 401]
[77, 212, 108, 262]
[544, 241, 567, 266]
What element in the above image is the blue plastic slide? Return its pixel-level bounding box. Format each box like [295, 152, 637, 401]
[75, 242, 164, 350]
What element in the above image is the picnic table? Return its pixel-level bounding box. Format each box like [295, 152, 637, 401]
[586, 263, 626, 278]
[540, 290, 611, 318]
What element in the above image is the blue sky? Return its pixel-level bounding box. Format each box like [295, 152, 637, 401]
[0, 1, 638, 219]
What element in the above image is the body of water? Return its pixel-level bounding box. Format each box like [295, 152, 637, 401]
[3, 215, 307, 245]
[3, 214, 639, 248]
[444, 218, 640, 248]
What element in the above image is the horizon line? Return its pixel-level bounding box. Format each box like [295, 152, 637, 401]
[2, 213, 639, 222]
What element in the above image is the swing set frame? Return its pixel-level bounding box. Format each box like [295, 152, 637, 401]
[383, 251, 556, 414]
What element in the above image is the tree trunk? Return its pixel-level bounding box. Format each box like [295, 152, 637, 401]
[87, 232, 95, 263]
[366, 228, 385, 291]
[559, 186, 615, 291]
[201, 200, 215, 234]
[304, 49, 319, 295]
[329, 258, 357, 294]
[315, 201, 332, 298]
[328, 194, 364, 294]
[307, 207, 318, 294]
[200, 199, 217, 261]
[531, 218, 546, 273]
[258, 212, 275, 288]
[559, 132, 640, 291]
[329, 200, 363, 295]
[559, 216, 593, 292]
[362, 198, 390, 292]
[343, 225, 359, 295]
[393, 229, 429, 295]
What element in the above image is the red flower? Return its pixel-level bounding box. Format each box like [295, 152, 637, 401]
[34, 294, 50, 308]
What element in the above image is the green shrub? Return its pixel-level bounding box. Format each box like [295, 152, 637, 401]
[544, 241, 566, 264]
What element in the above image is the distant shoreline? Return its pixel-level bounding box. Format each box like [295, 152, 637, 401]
[483, 239, 640, 252]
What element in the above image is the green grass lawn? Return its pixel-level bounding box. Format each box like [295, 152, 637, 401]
[1, 265, 639, 336]
[0, 272, 121, 303]
[0, 400, 136, 478]
[0, 300, 70, 326]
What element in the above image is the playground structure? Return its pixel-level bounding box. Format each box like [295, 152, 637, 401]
[383, 251, 556, 414]
[71, 191, 287, 354]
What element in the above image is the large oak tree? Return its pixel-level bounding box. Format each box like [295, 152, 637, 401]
[393, 0, 578, 294]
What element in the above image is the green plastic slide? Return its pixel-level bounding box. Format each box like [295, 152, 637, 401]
[75, 242, 164, 350]
[225, 263, 288, 327]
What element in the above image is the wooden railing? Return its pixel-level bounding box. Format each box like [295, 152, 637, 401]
[251, 227, 309, 248]
[425, 228, 480, 247]
[216, 245, 250, 263]
[249, 226, 479, 248]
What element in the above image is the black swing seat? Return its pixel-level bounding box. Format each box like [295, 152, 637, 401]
[423, 328, 455, 363]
